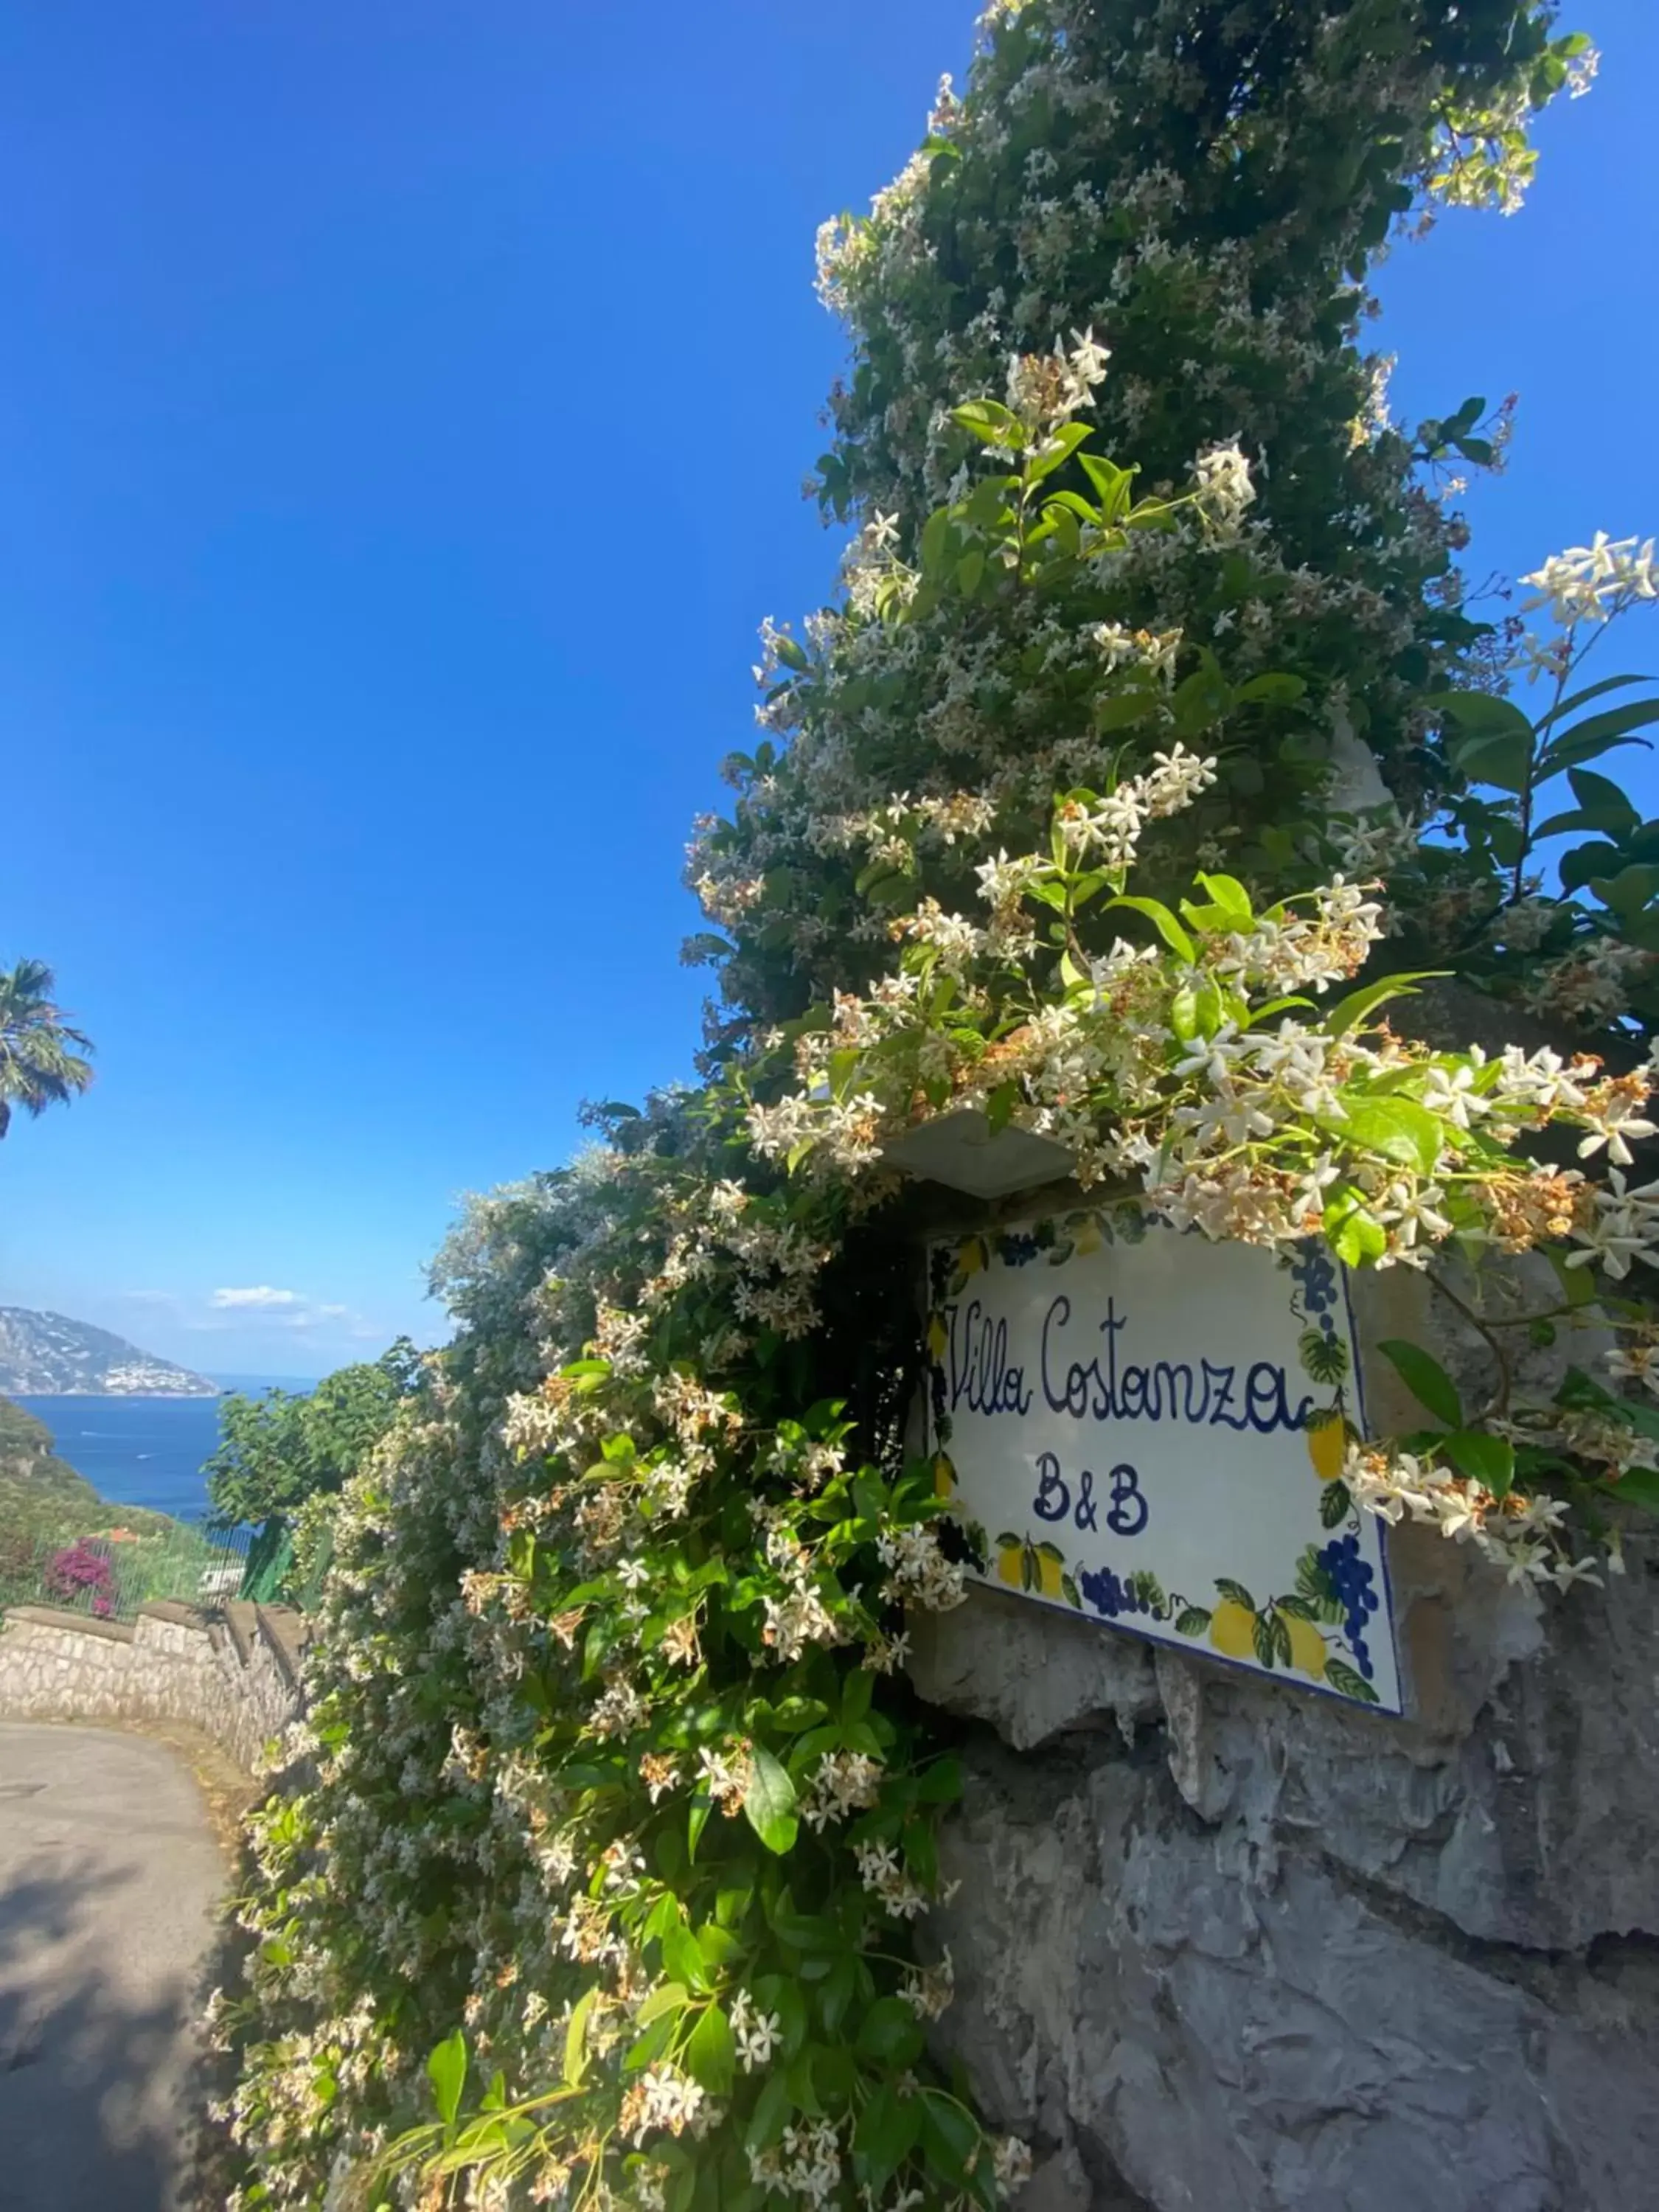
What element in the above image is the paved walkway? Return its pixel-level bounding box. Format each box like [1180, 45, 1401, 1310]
[0, 1722, 227, 2212]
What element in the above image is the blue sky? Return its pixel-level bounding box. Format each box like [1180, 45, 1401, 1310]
[1, 1, 1654, 1378]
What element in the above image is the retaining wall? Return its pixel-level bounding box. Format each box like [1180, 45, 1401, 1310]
[0, 1596, 307, 1774]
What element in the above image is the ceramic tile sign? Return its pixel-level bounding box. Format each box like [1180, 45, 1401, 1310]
[925, 1206, 1401, 1712]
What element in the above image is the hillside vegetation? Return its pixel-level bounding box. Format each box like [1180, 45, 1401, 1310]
[0, 1391, 175, 1555]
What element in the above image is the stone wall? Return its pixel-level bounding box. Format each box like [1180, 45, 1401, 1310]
[0, 1597, 307, 1774]
[909, 1257, 1659, 2211]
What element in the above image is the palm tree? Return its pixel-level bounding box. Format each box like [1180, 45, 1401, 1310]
[0, 959, 94, 1137]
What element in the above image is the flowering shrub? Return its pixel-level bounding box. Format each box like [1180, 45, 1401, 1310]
[694, 0, 1604, 1043]
[215, 7, 1655, 2211]
[45, 1537, 116, 1618]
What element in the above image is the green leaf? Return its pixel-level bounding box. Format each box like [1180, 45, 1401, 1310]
[624, 2014, 678, 2073]
[772, 1696, 830, 1733]
[1104, 894, 1196, 963]
[1234, 672, 1307, 705]
[745, 2067, 793, 2154]
[1441, 1430, 1515, 1499]
[916, 1754, 963, 1804]
[919, 507, 954, 576]
[742, 1745, 799, 1855]
[564, 1986, 599, 2087]
[1566, 767, 1641, 838]
[695, 1921, 742, 1969]
[854, 2082, 922, 2183]
[1174, 1606, 1211, 1635]
[1424, 689, 1534, 741]
[633, 1983, 690, 2031]
[1214, 1576, 1256, 1612]
[1325, 1197, 1386, 1267]
[1077, 451, 1135, 519]
[1095, 689, 1161, 731]
[1252, 1611, 1279, 1668]
[1323, 970, 1449, 1039]
[841, 1668, 874, 1725]
[818, 1952, 859, 2035]
[1193, 871, 1253, 925]
[1319, 1479, 1352, 1528]
[1332, 1096, 1444, 1175]
[1540, 698, 1659, 773]
[1172, 667, 1231, 729]
[662, 1922, 712, 1994]
[1558, 839, 1624, 894]
[1377, 1340, 1464, 1429]
[785, 2048, 823, 2115]
[950, 399, 1020, 448]
[855, 1995, 926, 2067]
[684, 2003, 737, 2097]
[427, 2029, 467, 2129]
[1537, 671, 1651, 730]
[1606, 1467, 1659, 1516]
[962, 473, 1017, 527]
[1590, 865, 1659, 919]
[1025, 421, 1093, 483]
[918, 2090, 981, 2187]
[1453, 730, 1533, 796]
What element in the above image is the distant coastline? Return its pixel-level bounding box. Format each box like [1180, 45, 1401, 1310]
[18, 1386, 223, 1399]
[0, 1306, 220, 1398]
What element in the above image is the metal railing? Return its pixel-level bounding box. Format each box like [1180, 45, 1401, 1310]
[0, 1520, 256, 1624]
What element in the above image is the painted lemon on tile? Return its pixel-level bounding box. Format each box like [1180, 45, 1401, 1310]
[998, 1540, 1025, 1587]
[933, 1453, 956, 1499]
[1305, 1408, 1349, 1482]
[1208, 1599, 1256, 1659]
[1037, 1550, 1065, 1597]
[1284, 1615, 1328, 1680]
[927, 1314, 949, 1360]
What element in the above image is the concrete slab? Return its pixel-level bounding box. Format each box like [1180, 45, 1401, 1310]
[0, 1722, 226, 2211]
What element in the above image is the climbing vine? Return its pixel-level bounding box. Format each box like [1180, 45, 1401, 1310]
[213, 7, 1655, 2211]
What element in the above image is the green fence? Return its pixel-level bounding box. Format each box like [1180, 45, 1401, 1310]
[0, 1520, 255, 1624]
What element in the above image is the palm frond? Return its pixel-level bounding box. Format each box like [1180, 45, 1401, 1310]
[0, 957, 97, 1136]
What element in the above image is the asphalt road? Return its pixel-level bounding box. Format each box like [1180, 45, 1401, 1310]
[0, 1722, 226, 2212]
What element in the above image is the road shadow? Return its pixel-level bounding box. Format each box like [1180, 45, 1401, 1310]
[0, 1850, 186, 2211]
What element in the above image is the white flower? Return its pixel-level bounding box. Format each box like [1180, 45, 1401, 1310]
[1575, 1098, 1656, 1168]
[1604, 1342, 1659, 1397]
[1421, 1063, 1488, 1130]
[1193, 440, 1256, 535]
[728, 1988, 783, 2073]
[799, 1747, 884, 1830]
[1173, 1022, 1248, 1085]
[1520, 532, 1658, 627]
[1068, 324, 1110, 389]
[634, 2065, 705, 2143]
[992, 2135, 1034, 2198]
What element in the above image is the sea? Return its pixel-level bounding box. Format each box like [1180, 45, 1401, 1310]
[15, 1375, 317, 1523]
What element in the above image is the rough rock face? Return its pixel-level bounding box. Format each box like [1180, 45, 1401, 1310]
[909, 1268, 1659, 2211]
